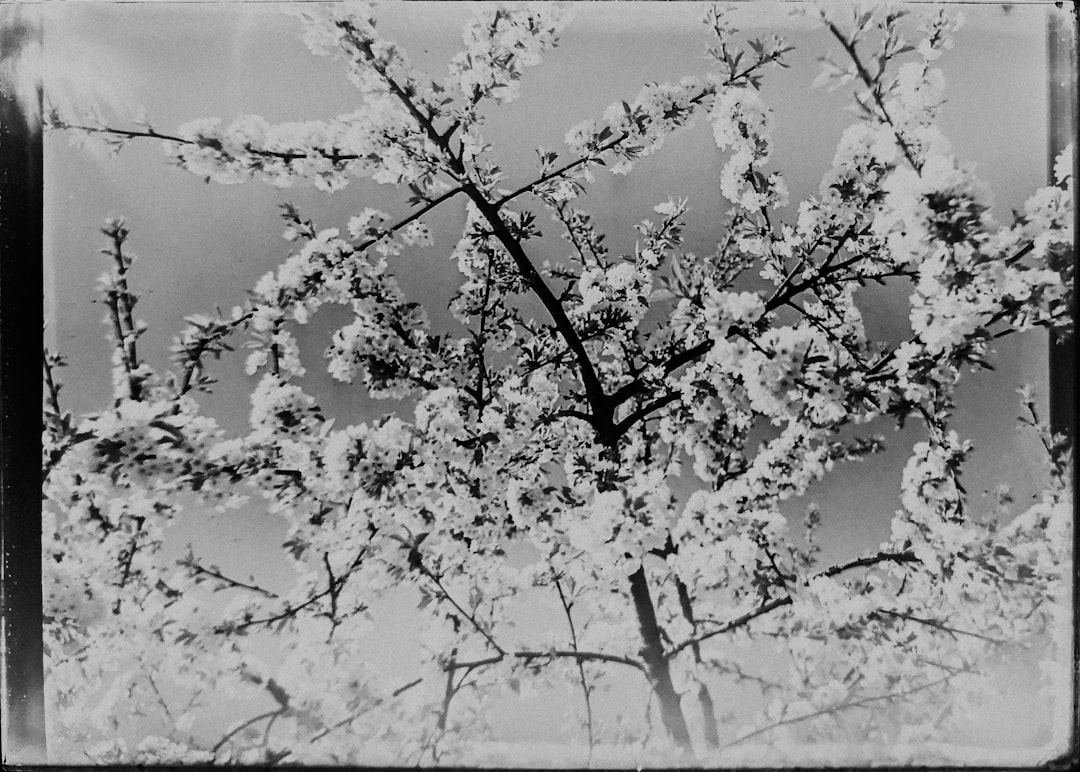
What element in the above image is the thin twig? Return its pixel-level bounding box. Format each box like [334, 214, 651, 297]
[219, 546, 367, 633]
[669, 550, 918, 657]
[554, 573, 595, 759]
[59, 122, 365, 163]
[823, 21, 920, 171]
[444, 647, 646, 674]
[413, 557, 505, 654]
[211, 708, 287, 756]
[42, 349, 64, 417]
[107, 226, 140, 370]
[323, 551, 341, 638]
[719, 673, 956, 751]
[495, 55, 786, 210]
[876, 609, 1008, 645]
[184, 558, 280, 598]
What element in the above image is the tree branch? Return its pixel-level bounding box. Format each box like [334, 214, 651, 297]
[347, 29, 615, 432]
[612, 222, 875, 411]
[495, 56, 786, 210]
[823, 20, 920, 172]
[553, 573, 595, 757]
[323, 551, 341, 637]
[720, 673, 957, 752]
[468, 193, 614, 430]
[705, 659, 784, 692]
[42, 349, 63, 418]
[181, 555, 280, 599]
[285, 676, 425, 757]
[211, 708, 287, 756]
[669, 550, 918, 657]
[876, 609, 1009, 645]
[57, 121, 366, 164]
[436, 649, 457, 734]
[628, 565, 693, 750]
[354, 184, 465, 252]
[217, 546, 367, 633]
[413, 558, 505, 655]
[494, 135, 627, 209]
[613, 390, 682, 437]
[445, 647, 646, 674]
[104, 223, 140, 369]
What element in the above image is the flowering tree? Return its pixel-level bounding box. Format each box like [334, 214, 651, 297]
[42, 3, 1073, 766]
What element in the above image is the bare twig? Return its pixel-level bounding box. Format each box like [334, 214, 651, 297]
[182, 557, 280, 599]
[323, 552, 341, 638]
[445, 647, 646, 674]
[42, 349, 64, 418]
[355, 185, 465, 252]
[218, 546, 367, 633]
[719, 674, 956, 751]
[287, 676, 425, 755]
[211, 708, 287, 756]
[823, 20, 920, 171]
[106, 224, 140, 369]
[876, 609, 1009, 646]
[553, 573, 595, 759]
[413, 558, 504, 654]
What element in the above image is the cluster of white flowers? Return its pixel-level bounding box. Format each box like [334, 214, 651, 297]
[915, 9, 963, 62]
[170, 106, 437, 192]
[797, 122, 897, 258]
[447, 4, 570, 117]
[874, 146, 1073, 359]
[245, 222, 446, 397]
[789, 575, 873, 629]
[44, 2, 1074, 763]
[292, 2, 440, 115]
[876, 154, 991, 268]
[894, 432, 970, 553]
[711, 87, 788, 210]
[565, 77, 713, 175]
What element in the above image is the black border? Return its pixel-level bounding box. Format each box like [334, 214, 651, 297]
[2, 2, 1078, 770]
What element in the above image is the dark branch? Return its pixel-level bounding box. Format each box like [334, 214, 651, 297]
[613, 390, 682, 437]
[211, 708, 287, 756]
[668, 550, 918, 657]
[183, 557, 280, 599]
[823, 20, 920, 171]
[445, 648, 646, 674]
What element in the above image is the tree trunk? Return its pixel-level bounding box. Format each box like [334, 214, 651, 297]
[676, 577, 720, 748]
[628, 565, 693, 754]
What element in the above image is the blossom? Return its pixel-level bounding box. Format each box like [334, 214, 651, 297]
[44, 3, 1073, 764]
[447, 4, 571, 117]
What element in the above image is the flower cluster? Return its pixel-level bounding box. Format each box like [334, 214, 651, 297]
[565, 78, 714, 175]
[711, 87, 788, 210]
[44, 2, 1073, 765]
[447, 5, 571, 118]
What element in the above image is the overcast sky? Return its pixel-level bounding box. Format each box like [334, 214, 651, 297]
[41, 0, 1062, 751]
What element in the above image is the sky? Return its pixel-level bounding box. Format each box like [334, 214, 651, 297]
[41, 0, 1065, 755]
